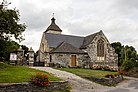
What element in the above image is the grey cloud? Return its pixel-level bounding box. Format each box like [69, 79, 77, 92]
[10, 0, 138, 51]
[17, 0, 74, 32]
[18, 2, 51, 31]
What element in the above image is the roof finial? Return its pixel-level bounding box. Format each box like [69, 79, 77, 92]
[51, 13, 55, 24]
[52, 13, 54, 17]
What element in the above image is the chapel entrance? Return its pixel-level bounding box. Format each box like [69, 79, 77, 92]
[71, 55, 76, 66]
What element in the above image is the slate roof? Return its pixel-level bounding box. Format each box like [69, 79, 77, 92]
[50, 42, 86, 54]
[80, 31, 100, 48]
[45, 17, 62, 32]
[45, 31, 102, 53]
[45, 33, 84, 48]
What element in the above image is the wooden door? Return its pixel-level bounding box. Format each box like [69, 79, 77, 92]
[71, 55, 76, 66]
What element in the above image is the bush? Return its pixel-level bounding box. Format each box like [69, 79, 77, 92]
[122, 60, 136, 71]
[92, 65, 117, 71]
[118, 70, 125, 75]
[31, 72, 50, 87]
[105, 74, 115, 78]
[124, 67, 138, 78]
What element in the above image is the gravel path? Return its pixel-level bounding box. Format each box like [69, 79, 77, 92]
[31, 67, 112, 92]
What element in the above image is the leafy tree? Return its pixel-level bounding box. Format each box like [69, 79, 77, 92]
[111, 42, 138, 71]
[34, 51, 38, 61]
[0, 0, 26, 60]
[0, 39, 20, 60]
[121, 45, 138, 70]
[120, 47, 125, 66]
[21, 45, 29, 57]
[0, 0, 26, 42]
[111, 42, 123, 66]
[122, 60, 134, 71]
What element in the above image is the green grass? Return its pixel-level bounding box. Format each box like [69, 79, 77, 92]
[0, 62, 61, 83]
[57, 68, 118, 78]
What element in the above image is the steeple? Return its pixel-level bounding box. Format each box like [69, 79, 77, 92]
[45, 15, 62, 34]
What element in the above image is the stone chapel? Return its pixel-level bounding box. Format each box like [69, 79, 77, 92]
[38, 17, 118, 70]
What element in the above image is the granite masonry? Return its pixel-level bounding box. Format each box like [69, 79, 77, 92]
[38, 17, 118, 70]
[0, 81, 69, 92]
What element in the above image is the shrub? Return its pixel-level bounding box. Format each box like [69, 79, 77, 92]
[31, 72, 50, 87]
[124, 67, 138, 78]
[114, 74, 119, 77]
[118, 70, 125, 75]
[103, 66, 109, 71]
[92, 65, 117, 71]
[105, 74, 115, 78]
[105, 74, 110, 78]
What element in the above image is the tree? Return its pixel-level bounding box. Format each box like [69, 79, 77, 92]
[34, 51, 38, 61]
[21, 45, 29, 56]
[0, 39, 20, 60]
[0, 0, 26, 60]
[111, 42, 123, 66]
[0, 0, 26, 42]
[111, 42, 138, 71]
[121, 45, 137, 70]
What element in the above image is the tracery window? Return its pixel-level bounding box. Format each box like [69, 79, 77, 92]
[97, 39, 105, 60]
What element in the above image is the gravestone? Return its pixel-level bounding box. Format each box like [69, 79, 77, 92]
[10, 53, 17, 65]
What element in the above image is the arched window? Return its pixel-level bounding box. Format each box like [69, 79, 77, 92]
[97, 39, 104, 60]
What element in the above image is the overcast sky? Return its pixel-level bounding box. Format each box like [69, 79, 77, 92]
[6, 0, 138, 52]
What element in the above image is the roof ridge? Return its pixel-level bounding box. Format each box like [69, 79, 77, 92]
[85, 31, 100, 38]
[52, 41, 65, 51]
[45, 33, 84, 38]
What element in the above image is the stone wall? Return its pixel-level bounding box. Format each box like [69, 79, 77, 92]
[0, 81, 69, 92]
[51, 53, 86, 67]
[85, 75, 124, 86]
[52, 53, 70, 67]
[77, 54, 91, 68]
[85, 31, 118, 70]
[39, 33, 50, 63]
[46, 30, 61, 34]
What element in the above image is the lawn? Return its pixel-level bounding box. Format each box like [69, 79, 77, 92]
[57, 68, 118, 78]
[0, 62, 61, 83]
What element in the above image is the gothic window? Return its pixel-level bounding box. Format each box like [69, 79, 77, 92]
[97, 39, 105, 60]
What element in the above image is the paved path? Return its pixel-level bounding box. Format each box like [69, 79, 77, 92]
[31, 67, 138, 92]
[106, 77, 138, 92]
[31, 67, 111, 92]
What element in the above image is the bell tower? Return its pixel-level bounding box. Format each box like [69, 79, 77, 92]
[45, 14, 62, 34]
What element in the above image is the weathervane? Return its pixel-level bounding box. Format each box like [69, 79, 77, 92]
[52, 13, 54, 17]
